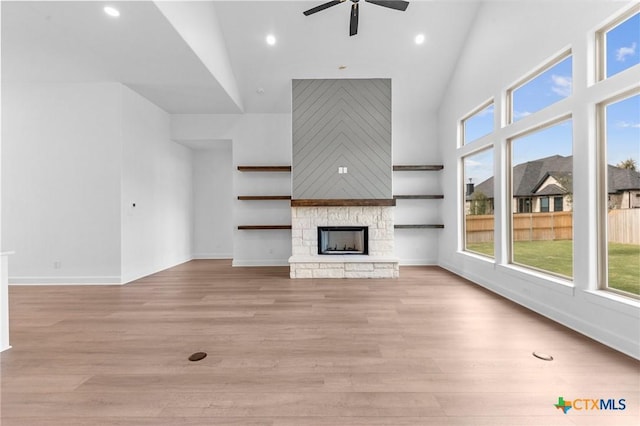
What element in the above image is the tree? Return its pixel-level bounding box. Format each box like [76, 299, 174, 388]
[470, 191, 490, 215]
[555, 174, 573, 211]
[617, 158, 637, 171]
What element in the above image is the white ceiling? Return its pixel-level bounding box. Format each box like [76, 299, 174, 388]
[1, 1, 242, 113]
[2, 1, 481, 114]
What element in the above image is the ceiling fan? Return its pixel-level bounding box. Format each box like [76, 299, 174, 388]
[303, 0, 410, 37]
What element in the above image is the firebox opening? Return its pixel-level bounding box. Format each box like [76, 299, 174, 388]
[318, 226, 368, 255]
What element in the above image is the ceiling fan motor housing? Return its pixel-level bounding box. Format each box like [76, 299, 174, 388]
[303, 0, 409, 37]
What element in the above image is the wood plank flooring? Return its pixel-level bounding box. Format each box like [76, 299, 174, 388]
[1, 260, 638, 425]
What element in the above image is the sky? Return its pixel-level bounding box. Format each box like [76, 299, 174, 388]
[464, 11, 639, 186]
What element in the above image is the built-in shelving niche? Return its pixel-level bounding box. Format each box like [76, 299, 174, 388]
[237, 166, 292, 230]
[393, 164, 444, 229]
[235, 165, 445, 230]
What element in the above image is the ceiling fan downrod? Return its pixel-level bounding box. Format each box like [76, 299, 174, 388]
[303, 0, 409, 37]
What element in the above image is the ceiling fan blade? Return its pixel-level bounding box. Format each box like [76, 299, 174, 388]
[364, 0, 409, 12]
[303, 0, 343, 16]
[349, 2, 359, 36]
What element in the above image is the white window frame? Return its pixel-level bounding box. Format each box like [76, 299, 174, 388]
[460, 99, 494, 147]
[596, 88, 640, 300]
[595, 4, 640, 82]
[462, 147, 495, 258]
[507, 115, 573, 281]
[506, 50, 572, 124]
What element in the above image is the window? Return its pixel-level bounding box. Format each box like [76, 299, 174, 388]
[599, 91, 640, 297]
[462, 101, 494, 145]
[554, 196, 563, 212]
[509, 52, 572, 123]
[463, 149, 494, 258]
[455, 5, 638, 307]
[597, 6, 640, 80]
[518, 198, 532, 213]
[540, 197, 550, 213]
[510, 119, 573, 279]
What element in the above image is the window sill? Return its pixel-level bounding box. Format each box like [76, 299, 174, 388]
[582, 289, 639, 317]
[457, 249, 495, 264]
[497, 263, 575, 296]
[452, 251, 574, 296]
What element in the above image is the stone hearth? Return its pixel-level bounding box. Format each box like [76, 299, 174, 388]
[289, 206, 399, 278]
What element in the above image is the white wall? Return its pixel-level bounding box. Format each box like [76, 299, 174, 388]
[232, 114, 292, 266]
[438, 1, 639, 358]
[2, 83, 195, 285]
[121, 86, 193, 283]
[192, 142, 234, 259]
[392, 80, 441, 264]
[0, 2, 10, 351]
[2, 82, 122, 283]
[154, 1, 243, 112]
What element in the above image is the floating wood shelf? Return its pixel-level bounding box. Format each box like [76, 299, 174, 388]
[237, 225, 292, 230]
[394, 224, 445, 229]
[393, 165, 444, 171]
[393, 195, 444, 200]
[291, 199, 396, 207]
[237, 166, 291, 172]
[237, 196, 292, 201]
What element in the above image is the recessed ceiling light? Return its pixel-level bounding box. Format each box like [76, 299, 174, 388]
[415, 34, 425, 45]
[104, 6, 120, 17]
[266, 34, 276, 46]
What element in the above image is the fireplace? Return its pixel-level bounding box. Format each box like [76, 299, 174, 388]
[318, 226, 368, 255]
[289, 206, 398, 278]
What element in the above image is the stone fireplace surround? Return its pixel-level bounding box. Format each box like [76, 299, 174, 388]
[289, 205, 399, 278]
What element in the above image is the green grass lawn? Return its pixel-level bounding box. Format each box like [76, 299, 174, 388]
[466, 240, 639, 296]
[607, 243, 640, 295]
[465, 242, 495, 258]
[513, 240, 574, 278]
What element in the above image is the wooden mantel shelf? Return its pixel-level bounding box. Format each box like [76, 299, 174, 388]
[291, 199, 396, 207]
[393, 165, 443, 171]
[237, 166, 291, 172]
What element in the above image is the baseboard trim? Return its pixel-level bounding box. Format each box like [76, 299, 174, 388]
[9, 276, 122, 285]
[121, 257, 192, 284]
[192, 253, 233, 260]
[232, 259, 289, 267]
[399, 259, 438, 266]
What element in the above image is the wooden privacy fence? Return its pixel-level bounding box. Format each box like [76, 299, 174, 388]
[466, 209, 640, 244]
[608, 208, 640, 244]
[465, 214, 495, 243]
[466, 212, 572, 243]
[512, 212, 573, 242]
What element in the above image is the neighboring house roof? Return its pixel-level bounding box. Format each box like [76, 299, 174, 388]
[608, 165, 640, 192]
[513, 155, 573, 197]
[531, 171, 573, 194]
[535, 184, 567, 196]
[467, 155, 640, 200]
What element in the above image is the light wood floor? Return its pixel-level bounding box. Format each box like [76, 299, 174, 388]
[1, 260, 638, 425]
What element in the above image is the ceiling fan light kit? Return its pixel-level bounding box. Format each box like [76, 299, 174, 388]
[303, 0, 410, 37]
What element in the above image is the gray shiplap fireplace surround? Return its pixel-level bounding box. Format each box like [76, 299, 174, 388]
[289, 79, 399, 278]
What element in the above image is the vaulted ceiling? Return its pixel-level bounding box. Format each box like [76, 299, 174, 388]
[2, 1, 480, 114]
